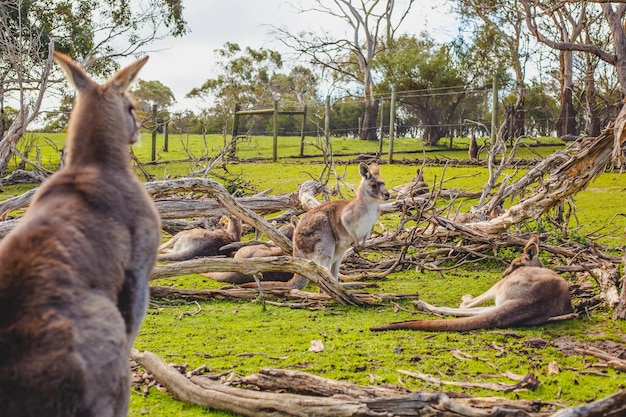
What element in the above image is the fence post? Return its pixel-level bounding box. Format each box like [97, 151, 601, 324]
[163, 120, 169, 152]
[273, 100, 278, 162]
[231, 104, 240, 158]
[325, 96, 330, 154]
[388, 86, 396, 164]
[378, 98, 384, 155]
[300, 105, 307, 157]
[490, 74, 498, 145]
[151, 104, 157, 162]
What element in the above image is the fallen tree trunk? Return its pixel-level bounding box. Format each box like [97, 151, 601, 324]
[152, 255, 363, 306]
[133, 349, 626, 417]
[468, 124, 625, 235]
[149, 285, 418, 306]
[131, 349, 562, 417]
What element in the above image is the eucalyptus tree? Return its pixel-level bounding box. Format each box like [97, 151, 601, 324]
[131, 80, 176, 133]
[518, 0, 595, 137]
[456, 0, 532, 142]
[187, 43, 284, 136]
[275, 0, 415, 141]
[0, 0, 187, 176]
[520, 0, 626, 136]
[376, 33, 495, 145]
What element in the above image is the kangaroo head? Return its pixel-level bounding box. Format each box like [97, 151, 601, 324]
[414, 168, 425, 183]
[358, 162, 390, 201]
[52, 52, 148, 167]
[502, 234, 544, 277]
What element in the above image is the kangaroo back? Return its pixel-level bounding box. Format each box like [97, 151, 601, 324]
[158, 216, 242, 262]
[0, 52, 161, 417]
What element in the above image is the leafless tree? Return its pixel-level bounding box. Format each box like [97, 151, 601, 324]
[0, 0, 187, 178]
[521, 1, 626, 99]
[274, 0, 415, 141]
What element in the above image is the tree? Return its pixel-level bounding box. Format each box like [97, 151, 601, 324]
[520, 1, 626, 118]
[276, 0, 415, 141]
[375, 34, 480, 145]
[458, 0, 532, 143]
[132, 80, 176, 133]
[0, 0, 187, 176]
[187, 43, 284, 136]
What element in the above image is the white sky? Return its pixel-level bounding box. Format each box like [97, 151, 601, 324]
[128, 0, 461, 112]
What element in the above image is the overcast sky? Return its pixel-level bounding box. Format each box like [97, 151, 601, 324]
[132, 0, 460, 112]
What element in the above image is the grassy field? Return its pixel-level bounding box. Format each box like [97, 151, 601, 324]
[2, 132, 626, 416]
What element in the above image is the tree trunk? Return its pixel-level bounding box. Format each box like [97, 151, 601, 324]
[584, 53, 602, 137]
[360, 97, 378, 140]
[555, 50, 577, 137]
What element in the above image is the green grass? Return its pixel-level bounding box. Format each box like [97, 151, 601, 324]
[2, 132, 626, 416]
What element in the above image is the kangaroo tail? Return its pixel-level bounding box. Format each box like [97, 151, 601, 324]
[370, 302, 526, 332]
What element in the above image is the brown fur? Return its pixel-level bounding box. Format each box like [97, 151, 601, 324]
[445, 204, 504, 223]
[0, 53, 161, 416]
[469, 134, 479, 161]
[392, 168, 429, 199]
[205, 219, 297, 284]
[257, 163, 390, 290]
[157, 216, 242, 262]
[371, 235, 573, 332]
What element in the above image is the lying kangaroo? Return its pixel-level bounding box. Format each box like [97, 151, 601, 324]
[157, 215, 242, 262]
[0, 53, 161, 416]
[393, 168, 429, 199]
[205, 218, 297, 284]
[371, 235, 573, 332]
[256, 163, 390, 290]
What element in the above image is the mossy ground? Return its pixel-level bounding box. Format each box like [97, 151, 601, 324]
[2, 133, 625, 416]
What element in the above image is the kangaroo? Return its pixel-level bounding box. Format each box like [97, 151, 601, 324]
[0, 53, 161, 416]
[157, 215, 242, 262]
[445, 203, 504, 224]
[255, 163, 390, 290]
[468, 133, 479, 161]
[393, 168, 429, 199]
[370, 235, 573, 332]
[205, 218, 297, 284]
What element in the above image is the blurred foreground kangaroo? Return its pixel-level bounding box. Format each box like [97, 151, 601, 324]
[157, 215, 242, 262]
[256, 163, 390, 290]
[371, 235, 573, 332]
[205, 218, 297, 284]
[0, 52, 161, 416]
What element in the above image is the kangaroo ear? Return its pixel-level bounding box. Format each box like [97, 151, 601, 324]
[53, 51, 95, 92]
[369, 163, 380, 176]
[524, 234, 540, 260]
[110, 56, 149, 92]
[359, 162, 371, 179]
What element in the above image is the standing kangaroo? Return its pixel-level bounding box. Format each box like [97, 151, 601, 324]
[0, 53, 161, 417]
[257, 163, 390, 290]
[371, 235, 573, 332]
[157, 215, 242, 262]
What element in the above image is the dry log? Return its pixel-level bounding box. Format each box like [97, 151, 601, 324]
[587, 264, 622, 311]
[549, 389, 626, 417]
[466, 124, 626, 234]
[614, 272, 626, 319]
[131, 349, 380, 417]
[131, 349, 554, 417]
[0, 188, 37, 219]
[149, 285, 418, 305]
[240, 368, 410, 398]
[398, 370, 540, 393]
[151, 255, 362, 306]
